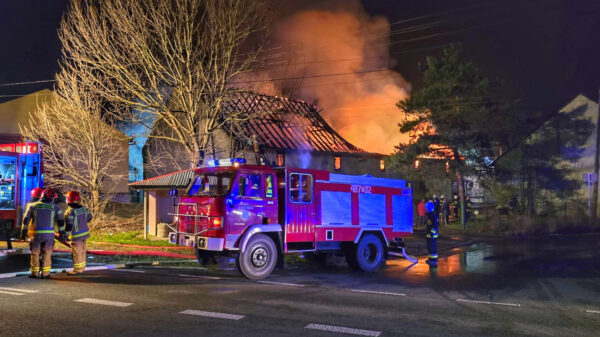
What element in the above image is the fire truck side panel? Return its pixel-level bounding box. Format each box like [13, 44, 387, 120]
[0, 152, 19, 231]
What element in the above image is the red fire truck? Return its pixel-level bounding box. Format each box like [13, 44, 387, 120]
[0, 142, 43, 245]
[169, 158, 413, 279]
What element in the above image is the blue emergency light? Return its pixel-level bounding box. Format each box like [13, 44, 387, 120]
[205, 158, 246, 167]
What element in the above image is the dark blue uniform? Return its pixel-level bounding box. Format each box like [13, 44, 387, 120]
[425, 200, 438, 265]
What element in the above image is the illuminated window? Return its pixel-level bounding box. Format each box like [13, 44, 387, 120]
[276, 153, 285, 167]
[414, 160, 421, 169]
[379, 159, 385, 172]
[334, 156, 341, 171]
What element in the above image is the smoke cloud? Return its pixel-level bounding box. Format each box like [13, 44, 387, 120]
[259, 2, 411, 154]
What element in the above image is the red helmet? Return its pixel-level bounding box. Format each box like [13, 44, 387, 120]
[66, 191, 81, 204]
[30, 187, 44, 199]
[42, 189, 58, 201]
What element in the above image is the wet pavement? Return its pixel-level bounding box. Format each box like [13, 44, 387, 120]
[2, 234, 599, 336]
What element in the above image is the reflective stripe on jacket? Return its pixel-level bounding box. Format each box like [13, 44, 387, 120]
[23, 201, 64, 238]
[65, 205, 92, 241]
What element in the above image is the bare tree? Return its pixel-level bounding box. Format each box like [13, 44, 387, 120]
[60, 0, 274, 167]
[20, 69, 127, 224]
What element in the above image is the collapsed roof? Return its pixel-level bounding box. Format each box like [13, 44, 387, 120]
[222, 91, 365, 154]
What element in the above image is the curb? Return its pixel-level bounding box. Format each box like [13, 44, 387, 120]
[0, 260, 197, 279]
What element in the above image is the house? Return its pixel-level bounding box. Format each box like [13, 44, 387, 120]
[132, 91, 392, 236]
[142, 91, 387, 178]
[492, 94, 599, 214]
[0, 89, 130, 200]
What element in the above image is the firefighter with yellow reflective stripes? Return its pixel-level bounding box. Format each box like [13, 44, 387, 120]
[20, 187, 44, 240]
[64, 191, 92, 275]
[424, 198, 438, 266]
[22, 189, 64, 279]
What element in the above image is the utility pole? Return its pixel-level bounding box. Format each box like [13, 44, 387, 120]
[593, 88, 600, 223]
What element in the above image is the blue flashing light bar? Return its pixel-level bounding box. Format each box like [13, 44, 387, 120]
[205, 158, 246, 168]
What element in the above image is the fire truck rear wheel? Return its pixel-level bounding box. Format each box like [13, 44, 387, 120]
[237, 234, 277, 280]
[355, 234, 384, 272]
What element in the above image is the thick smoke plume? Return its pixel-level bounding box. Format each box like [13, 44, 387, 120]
[259, 2, 411, 154]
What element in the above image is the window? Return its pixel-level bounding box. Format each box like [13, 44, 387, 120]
[289, 173, 313, 203]
[265, 174, 274, 198]
[334, 156, 341, 171]
[238, 174, 261, 198]
[380, 159, 385, 172]
[189, 173, 232, 197]
[0, 157, 17, 210]
[276, 153, 285, 167]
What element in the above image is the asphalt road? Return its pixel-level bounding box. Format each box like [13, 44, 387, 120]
[1, 235, 600, 337]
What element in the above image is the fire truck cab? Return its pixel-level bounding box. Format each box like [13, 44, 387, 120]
[0, 142, 43, 244]
[169, 158, 412, 279]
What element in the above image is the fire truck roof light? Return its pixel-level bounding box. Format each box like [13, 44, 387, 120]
[205, 158, 246, 168]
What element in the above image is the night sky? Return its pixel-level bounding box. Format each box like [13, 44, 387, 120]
[1, 0, 599, 116]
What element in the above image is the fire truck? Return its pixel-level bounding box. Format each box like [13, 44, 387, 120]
[0, 142, 43, 244]
[169, 158, 412, 279]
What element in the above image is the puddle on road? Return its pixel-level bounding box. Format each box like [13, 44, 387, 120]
[384, 236, 600, 283]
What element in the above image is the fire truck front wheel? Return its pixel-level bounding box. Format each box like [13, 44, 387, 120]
[237, 234, 278, 280]
[354, 234, 385, 272]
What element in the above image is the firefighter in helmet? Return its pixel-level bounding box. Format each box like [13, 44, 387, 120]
[21, 187, 44, 240]
[22, 189, 64, 279]
[64, 191, 92, 275]
[424, 198, 438, 266]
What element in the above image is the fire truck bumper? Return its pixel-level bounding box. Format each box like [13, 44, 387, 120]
[196, 236, 224, 251]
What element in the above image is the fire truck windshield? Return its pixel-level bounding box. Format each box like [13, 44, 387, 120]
[189, 173, 233, 197]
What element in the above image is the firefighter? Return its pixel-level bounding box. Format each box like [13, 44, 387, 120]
[22, 189, 64, 279]
[424, 198, 438, 266]
[64, 191, 92, 275]
[21, 187, 44, 240]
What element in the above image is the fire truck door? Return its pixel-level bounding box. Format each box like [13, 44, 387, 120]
[285, 173, 316, 245]
[228, 173, 265, 233]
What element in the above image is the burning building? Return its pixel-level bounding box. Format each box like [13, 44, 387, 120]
[134, 91, 391, 236]
[143, 91, 388, 178]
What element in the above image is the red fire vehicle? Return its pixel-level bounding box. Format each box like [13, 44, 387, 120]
[0, 142, 43, 242]
[169, 158, 413, 279]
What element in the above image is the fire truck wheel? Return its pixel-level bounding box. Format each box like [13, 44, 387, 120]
[355, 234, 384, 272]
[237, 234, 277, 280]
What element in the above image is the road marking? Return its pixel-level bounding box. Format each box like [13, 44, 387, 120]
[586, 309, 600, 314]
[351, 289, 406, 296]
[178, 274, 221, 280]
[456, 298, 521, 307]
[74, 298, 133, 307]
[0, 290, 25, 296]
[0, 287, 38, 294]
[180, 309, 245, 320]
[305, 323, 381, 337]
[112, 269, 146, 273]
[257, 280, 304, 287]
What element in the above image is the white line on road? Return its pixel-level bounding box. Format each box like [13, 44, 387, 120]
[586, 309, 600, 314]
[180, 309, 245, 320]
[111, 269, 146, 273]
[257, 280, 304, 287]
[178, 274, 221, 280]
[351, 289, 406, 296]
[74, 298, 133, 307]
[305, 323, 381, 337]
[0, 287, 38, 294]
[456, 298, 521, 307]
[0, 290, 25, 296]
